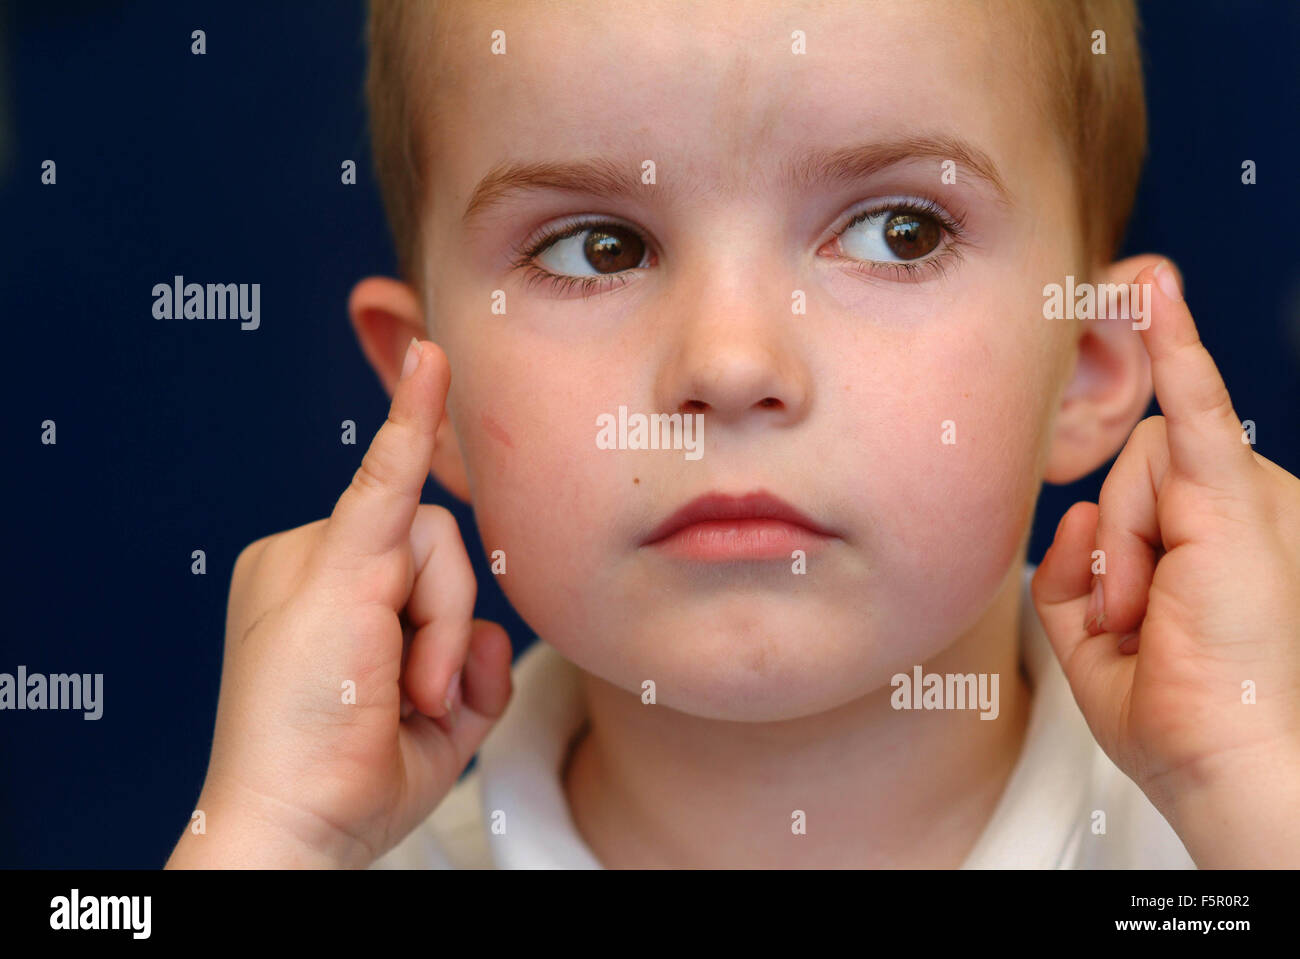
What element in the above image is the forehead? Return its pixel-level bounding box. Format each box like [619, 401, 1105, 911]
[423, 0, 1056, 218]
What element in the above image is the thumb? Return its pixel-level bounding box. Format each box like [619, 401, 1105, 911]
[1031, 501, 1136, 756]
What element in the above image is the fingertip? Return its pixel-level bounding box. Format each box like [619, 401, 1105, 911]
[1153, 260, 1184, 304]
[388, 337, 450, 446]
[422, 338, 450, 374]
[405, 339, 452, 419]
[1137, 260, 1196, 348]
[1050, 501, 1098, 555]
[474, 620, 514, 681]
[1034, 501, 1097, 605]
[395, 338, 450, 396]
[399, 337, 422, 382]
[463, 620, 514, 716]
[1050, 501, 1092, 537]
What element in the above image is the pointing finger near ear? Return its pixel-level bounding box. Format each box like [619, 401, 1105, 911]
[1137, 262, 1254, 490]
[321, 339, 451, 583]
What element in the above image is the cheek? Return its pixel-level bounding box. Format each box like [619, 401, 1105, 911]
[840, 318, 1055, 635]
[447, 341, 630, 632]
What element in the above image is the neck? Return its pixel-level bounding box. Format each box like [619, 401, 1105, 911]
[562, 562, 1033, 868]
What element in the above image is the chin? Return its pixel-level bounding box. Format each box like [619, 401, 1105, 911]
[587, 600, 893, 722]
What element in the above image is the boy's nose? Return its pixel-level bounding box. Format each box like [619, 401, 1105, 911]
[654, 267, 812, 427]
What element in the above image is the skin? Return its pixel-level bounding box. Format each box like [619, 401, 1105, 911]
[166, 0, 1300, 869]
[387, 0, 1149, 866]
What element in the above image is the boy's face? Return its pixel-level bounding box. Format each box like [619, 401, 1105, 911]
[401, 0, 1123, 720]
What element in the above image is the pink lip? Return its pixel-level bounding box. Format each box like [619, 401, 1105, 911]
[642, 491, 837, 561]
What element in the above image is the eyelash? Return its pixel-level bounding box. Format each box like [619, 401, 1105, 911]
[832, 196, 967, 283]
[508, 196, 967, 296]
[508, 217, 640, 299]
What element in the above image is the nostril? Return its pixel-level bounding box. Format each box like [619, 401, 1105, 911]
[757, 397, 783, 409]
[681, 399, 709, 414]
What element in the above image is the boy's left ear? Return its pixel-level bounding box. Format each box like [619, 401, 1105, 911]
[1043, 253, 1180, 484]
[347, 276, 473, 503]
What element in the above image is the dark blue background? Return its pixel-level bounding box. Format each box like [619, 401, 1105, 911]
[2, 1, 1297, 868]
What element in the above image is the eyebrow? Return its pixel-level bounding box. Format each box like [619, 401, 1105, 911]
[461, 134, 1012, 226]
[782, 135, 1012, 207]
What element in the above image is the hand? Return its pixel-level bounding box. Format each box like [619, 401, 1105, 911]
[166, 338, 513, 868]
[1032, 262, 1300, 867]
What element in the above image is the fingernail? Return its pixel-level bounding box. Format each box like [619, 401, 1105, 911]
[444, 669, 461, 714]
[1154, 261, 1182, 303]
[400, 337, 421, 381]
[1117, 631, 1140, 654]
[1084, 576, 1104, 631]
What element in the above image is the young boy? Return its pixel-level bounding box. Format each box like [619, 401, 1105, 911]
[166, 0, 1300, 869]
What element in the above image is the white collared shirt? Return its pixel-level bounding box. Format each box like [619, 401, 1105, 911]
[372, 565, 1196, 869]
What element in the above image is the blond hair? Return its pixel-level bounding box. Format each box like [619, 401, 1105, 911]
[365, 0, 1146, 287]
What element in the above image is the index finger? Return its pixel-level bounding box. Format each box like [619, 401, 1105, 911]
[324, 338, 451, 564]
[1136, 261, 1253, 488]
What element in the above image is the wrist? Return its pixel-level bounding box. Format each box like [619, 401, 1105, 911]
[1154, 742, 1300, 868]
[166, 784, 372, 869]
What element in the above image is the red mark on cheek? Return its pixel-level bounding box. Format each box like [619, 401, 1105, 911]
[481, 412, 515, 450]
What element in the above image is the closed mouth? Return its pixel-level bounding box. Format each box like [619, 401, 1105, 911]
[641, 490, 837, 560]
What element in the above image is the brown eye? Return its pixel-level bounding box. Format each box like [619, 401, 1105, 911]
[584, 226, 645, 273]
[833, 205, 950, 267]
[882, 211, 942, 260]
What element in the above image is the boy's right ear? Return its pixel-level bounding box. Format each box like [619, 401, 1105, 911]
[347, 277, 472, 504]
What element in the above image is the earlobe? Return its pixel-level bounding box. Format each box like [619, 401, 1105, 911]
[1042, 254, 1168, 484]
[346, 276, 474, 503]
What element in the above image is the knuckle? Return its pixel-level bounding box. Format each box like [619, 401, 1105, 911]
[352, 415, 417, 495]
[300, 517, 331, 545]
[352, 445, 398, 495]
[1133, 415, 1166, 443]
[429, 505, 476, 588]
[424, 503, 458, 537]
[234, 522, 324, 600]
[1204, 386, 1236, 423]
[232, 536, 272, 588]
[459, 565, 479, 615]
